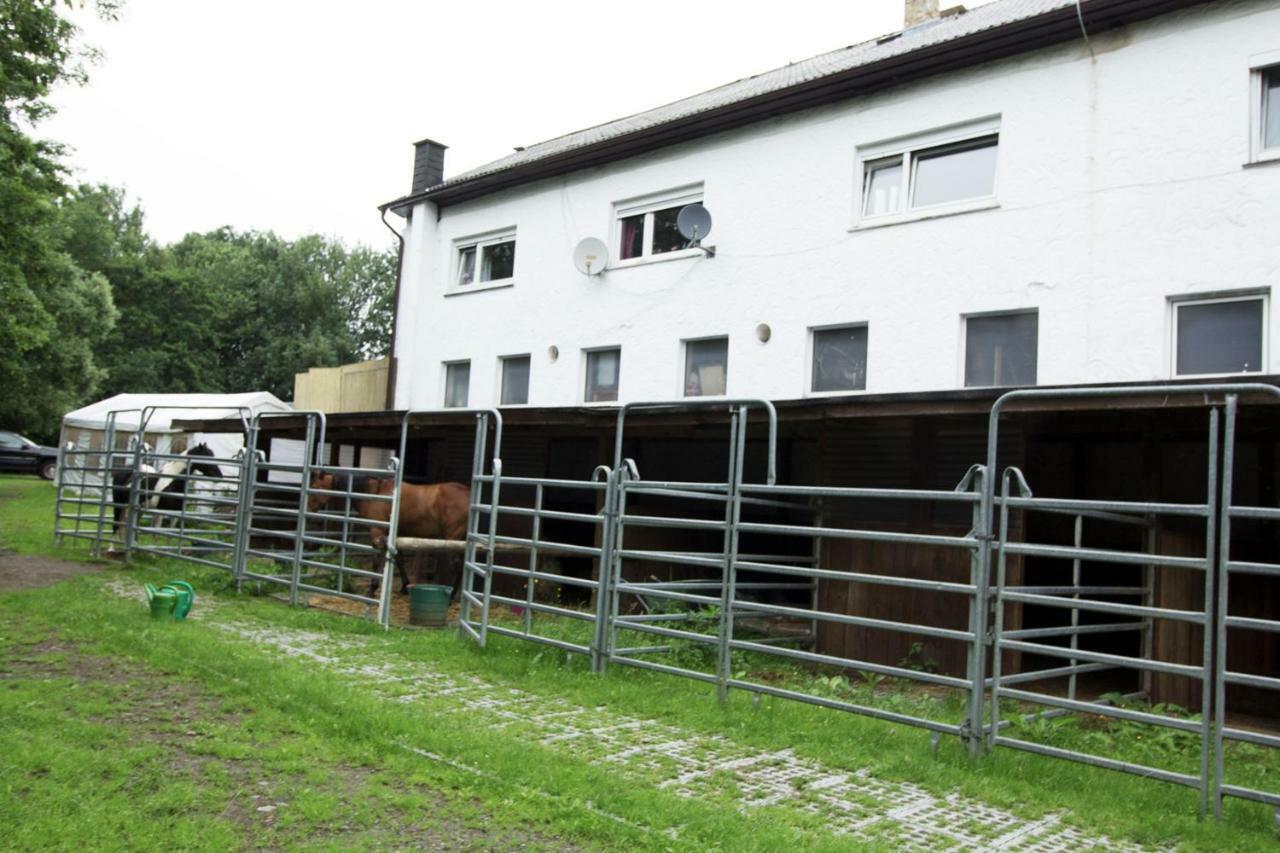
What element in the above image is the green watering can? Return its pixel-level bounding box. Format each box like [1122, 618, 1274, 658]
[145, 580, 195, 621]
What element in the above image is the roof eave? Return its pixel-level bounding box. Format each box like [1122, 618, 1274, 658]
[380, 0, 1207, 213]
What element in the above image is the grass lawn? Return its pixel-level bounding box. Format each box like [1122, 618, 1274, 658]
[2, 474, 1278, 850]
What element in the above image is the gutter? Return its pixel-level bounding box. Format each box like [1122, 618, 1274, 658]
[381, 0, 1208, 213]
[379, 208, 406, 410]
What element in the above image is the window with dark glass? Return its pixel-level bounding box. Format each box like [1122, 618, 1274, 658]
[500, 355, 531, 405]
[684, 338, 728, 397]
[964, 312, 1037, 388]
[585, 348, 621, 402]
[860, 131, 998, 220]
[444, 361, 470, 408]
[1264, 66, 1280, 152]
[1175, 297, 1265, 376]
[615, 191, 702, 262]
[812, 325, 868, 393]
[456, 233, 516, 287]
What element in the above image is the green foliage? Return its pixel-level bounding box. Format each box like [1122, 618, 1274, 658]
[0, 1, 121, 442]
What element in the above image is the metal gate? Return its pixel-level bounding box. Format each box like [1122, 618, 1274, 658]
[236, 410, 404, 625]
[54, 408, 142, 555]
[985, 384, 1280, 819]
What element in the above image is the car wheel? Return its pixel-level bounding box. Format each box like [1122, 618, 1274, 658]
[39, 461, 57, 481]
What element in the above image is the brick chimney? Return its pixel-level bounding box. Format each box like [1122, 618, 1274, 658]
[905, 0, 940, 27]
[410, 138, 447, 194]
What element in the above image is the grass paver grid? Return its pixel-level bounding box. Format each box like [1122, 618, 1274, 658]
[105, 581, 1151, 851]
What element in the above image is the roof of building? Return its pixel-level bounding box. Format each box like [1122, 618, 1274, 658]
[384, 0, 1205, 211]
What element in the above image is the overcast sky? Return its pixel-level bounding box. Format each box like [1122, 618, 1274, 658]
[43, 0, 985, 250]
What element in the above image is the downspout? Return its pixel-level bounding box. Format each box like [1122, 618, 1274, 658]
[380, 207, 406, 410]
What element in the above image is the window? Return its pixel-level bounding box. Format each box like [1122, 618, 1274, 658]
[857, 119, 999, 225]
[811, 325, 868, 393]
[684, 337, 728, 397]
[1173, 295, 1266, 376]
[964, 311, 1037, 388]
[500, 355, 531, 405]
[0, 432, 23, 449]
[453, 230, 516, 291]
[1252, 63, 1280, 163]
[443, 361, 470, 408]
[584, 348, 621, 403]
[615, 186, 702, 263]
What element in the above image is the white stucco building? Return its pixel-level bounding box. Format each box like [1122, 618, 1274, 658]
[383, 0, 1280, 411]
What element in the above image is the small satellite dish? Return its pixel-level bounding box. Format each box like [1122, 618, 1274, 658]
[573, 237, 609, 276]
[677, 203, 713, 242]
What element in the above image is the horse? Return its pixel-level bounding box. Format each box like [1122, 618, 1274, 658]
[306, 472, 470, 596]
[111, 443, 225, 537]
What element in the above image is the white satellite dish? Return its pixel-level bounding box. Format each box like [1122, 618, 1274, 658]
[573, 237, 609, 276]
[676, 203, 713, 242]
[677, 204, 715, 257]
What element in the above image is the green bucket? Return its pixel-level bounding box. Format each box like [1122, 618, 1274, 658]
[407, 584, 452, 628]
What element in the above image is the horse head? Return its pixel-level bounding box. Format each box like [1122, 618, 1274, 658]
[186, 442, 225, 480]
[307, 471, 337, 513]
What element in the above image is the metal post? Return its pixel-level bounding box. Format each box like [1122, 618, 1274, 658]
[988, 467, 1019, 749]
[526, 483, 543, 638]
[289, 416, 317, 607]
[1198, 406, 1220, 819]
[479, 457, 503, 646]
[607, 463, 633, 668]
[1068, 514, 1084, 702]
[717, 406, 747, 704]
[968, 463, 991, 755]
[1212, 395, 1237, 819]
[378, 455, 403, 628]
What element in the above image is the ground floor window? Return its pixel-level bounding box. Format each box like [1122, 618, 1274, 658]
[501, 355, 531, 405]
[811, 325, 868, 393]
[964, 311, 1037, 388]
[443, 361, 470, 408]
[684, 337, 728, 397]
[584, 348, 621, 403]
[1174, 294, 1266, 376]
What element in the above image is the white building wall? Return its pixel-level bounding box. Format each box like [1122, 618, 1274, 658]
[393, 1, 1280, 410]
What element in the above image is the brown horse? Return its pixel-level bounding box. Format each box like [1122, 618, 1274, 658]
[307, 472, 470, 594]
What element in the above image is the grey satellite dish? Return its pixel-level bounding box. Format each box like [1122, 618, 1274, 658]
[573, 237, 609, 276]
[677, 203, 713, 242]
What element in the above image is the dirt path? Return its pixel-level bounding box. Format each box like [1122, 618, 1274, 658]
[0, 550, 104, 591]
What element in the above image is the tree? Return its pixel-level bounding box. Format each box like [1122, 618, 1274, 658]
[0, 1, 119, 441]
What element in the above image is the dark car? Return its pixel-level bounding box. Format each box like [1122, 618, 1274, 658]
[0, 430, 59, 480]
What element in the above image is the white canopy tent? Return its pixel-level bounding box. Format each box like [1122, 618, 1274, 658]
[59, 392, 293, 486]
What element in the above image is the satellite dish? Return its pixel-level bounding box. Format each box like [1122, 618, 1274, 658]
[573, 237, 609, 276]
[676, 203, 713, 242]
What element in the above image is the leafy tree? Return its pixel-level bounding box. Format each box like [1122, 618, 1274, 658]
[0, 1, 119, 441]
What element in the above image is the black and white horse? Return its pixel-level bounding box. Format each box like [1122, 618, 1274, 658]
[111, 443, 224, 537]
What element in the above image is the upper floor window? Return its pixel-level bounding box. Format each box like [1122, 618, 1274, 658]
[857, 118, 999, 227]
[1252, 62, 1280, 164]
[500, 355, 531, 405]
[964, 310, 1037, 388]
[584, 348, 621, 403]
[1173, 294, 1267, 376]
[684, 336, 727, 397]
[452, 229, 516, 293]
[443, 360, 470, 408]
[614, 185, 702, 264]
[811, 324, 868, 394]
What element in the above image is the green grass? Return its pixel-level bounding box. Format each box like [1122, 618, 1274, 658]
[2, 474, 1279, 850]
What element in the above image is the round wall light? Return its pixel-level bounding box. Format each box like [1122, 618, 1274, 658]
[756, 323, 772, 344]
[547, 345, 560, 362]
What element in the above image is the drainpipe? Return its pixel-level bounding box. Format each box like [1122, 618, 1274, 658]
[380, 207, 405, 410]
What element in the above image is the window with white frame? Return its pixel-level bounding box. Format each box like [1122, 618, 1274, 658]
[964, 311, 1037, 388]
[453, 229, 516, 290]
[443, 361, 470, 408]
[1252, 63, 1280, 163]
[500, 355, 531, 405]
[584, 348, 621, 403]
[858, 119, 999, 224]
[811, 325, 868, 393]
[615, 186, 702, 263]
[684, 337, 728, 397]
[1173, 294, 1267, 376]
